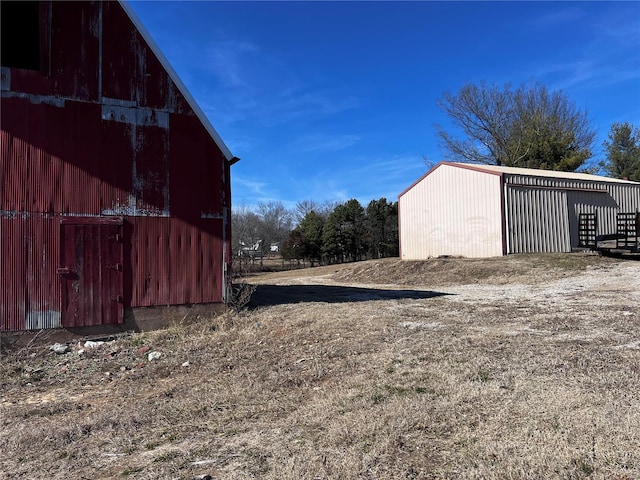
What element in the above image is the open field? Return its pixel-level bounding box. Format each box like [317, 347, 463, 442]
[1, 253, 639, 479]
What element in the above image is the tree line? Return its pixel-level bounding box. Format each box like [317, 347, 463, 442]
[232, 198, 398, 267]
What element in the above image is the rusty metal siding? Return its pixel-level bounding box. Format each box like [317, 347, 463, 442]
[101, 2, 172, 110]
[25, 214, 61, 329]
[1, 1, 233, 331]
[50, 1, 100, 101]
[0, 214, 61, 331]
[129, 217, 224, 307]
[1, 216, 27, 331]
[169, 114, 226, 220]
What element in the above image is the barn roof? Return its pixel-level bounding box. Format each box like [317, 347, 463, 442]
[399, 161, 639, 199]
[119, 1, 238, 163]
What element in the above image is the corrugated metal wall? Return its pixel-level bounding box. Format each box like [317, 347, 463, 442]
[0, 214, 60, 330]
[504, 187, 571, 253]
[504, 175, 640, 253]
[1, 1, 232, 331]
[130, 217, 224, 306]
[399, 164, 504, 259]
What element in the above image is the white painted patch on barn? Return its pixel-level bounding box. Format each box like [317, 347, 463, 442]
[1, 90, 65, 107]
[101, 104, 169, 128]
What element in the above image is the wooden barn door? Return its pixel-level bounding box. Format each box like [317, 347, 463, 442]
[59, 217, 124, 327]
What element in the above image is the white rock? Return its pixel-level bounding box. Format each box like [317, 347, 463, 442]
[84, 340, 105, 349]
[50, 343, 69, 354]
[181, 361, 190, 367]
[148, 351, 162, 361]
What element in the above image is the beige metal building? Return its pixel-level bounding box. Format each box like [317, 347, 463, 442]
[398, 162, 640, 259]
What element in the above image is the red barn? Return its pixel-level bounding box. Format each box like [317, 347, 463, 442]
[1, 1, 238, 332]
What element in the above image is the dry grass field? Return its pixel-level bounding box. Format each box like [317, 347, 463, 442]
[1, 253, 639, 479]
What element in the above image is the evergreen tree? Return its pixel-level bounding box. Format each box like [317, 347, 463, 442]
[601, 122, 640, 181]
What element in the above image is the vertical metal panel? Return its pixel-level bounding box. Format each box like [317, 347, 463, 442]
[1, 215, 27, 331]
[28, 100, 64, 214]
[129, 217, 223, 307]
[99, 116, 135, 214]
[25, 214, 61, 329]
[50, 1, 100, 101]
[1, 214, 60, 331]
[399, 164, 503, 259]
[100, 1, 173, 109]
[169, 114, 225, 220]
[60, 100, 103, 214]
[505, 186, 570, 254]
[1, 100, 30, 213]
[134, 125, 170, 214]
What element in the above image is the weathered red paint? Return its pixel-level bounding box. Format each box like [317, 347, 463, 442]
[129, 217, 224, 307]
[1, 1, 234, 331]
[60, 217, 124, 327]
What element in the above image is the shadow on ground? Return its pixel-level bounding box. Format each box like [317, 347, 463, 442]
[248, 284, 452, 308]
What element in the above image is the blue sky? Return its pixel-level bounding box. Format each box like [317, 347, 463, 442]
[128, 1, 640, 210]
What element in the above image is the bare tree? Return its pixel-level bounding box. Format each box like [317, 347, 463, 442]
[257, 201, 293, 256]
[231, 203, 262, 257]
[436, 82, 595, 171]
[294, 200, 320, 224]
[295, 199, 340, 224]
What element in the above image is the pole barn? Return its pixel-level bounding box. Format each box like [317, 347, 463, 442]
[1, 1, 239, 332]
[398, 162, 640, 259]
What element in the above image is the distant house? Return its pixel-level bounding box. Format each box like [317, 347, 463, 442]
[398, 162, 640, 259]
[1, 1, 239, 332]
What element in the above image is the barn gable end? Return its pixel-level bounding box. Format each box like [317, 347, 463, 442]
[1, 1, 236, 331]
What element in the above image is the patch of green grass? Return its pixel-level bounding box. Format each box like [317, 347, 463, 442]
[127, 334, 149, 347]
[577, 459, 594, 476]
[477, 369, 491, 383]
[371, 392, 385, 405]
